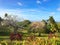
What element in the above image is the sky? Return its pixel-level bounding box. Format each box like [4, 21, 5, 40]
[0, 0, 60, 21]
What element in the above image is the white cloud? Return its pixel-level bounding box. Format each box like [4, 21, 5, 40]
[50, 12, 55, 15]
[17, 2, 23, 6]
[0, 8, 51, 21]
[57, 8, 60, 11]
[28, 9, 40, 12]
[29, 10, 36, 12]
[0, 9, 40, 20]
[0, 9, 27, 21]
[36, 0, 41, 4]
[0, 9, 23, 18]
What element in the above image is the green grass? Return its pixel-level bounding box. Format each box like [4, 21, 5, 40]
[0, 37, 60, 45]
[0, 34, 60, 45]
[0, 36, 9, 38]
[0, 36, 9, 41]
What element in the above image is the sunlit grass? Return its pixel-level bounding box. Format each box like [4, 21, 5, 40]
[0, 37, 60, 45]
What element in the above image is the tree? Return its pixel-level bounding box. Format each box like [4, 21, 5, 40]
[4, 13, 23, 40]
[4, 13, 24, 33]
[41, 20, 47, 29]
[18, 20, 31, 31]
[30, 21, 46, 36]
[48, 16, 58, 33]
[19, 20, 31, 27]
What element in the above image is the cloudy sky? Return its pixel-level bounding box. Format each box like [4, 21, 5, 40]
[0, 0, 60, 21]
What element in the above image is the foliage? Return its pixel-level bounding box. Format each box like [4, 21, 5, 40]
[47, 16, 58, 33]
[10, 33, 22, 41]
[57, 22, 60, 32]
[18, 20, 31, 30]
[0, 36, 59, 45]
[29, 21, 47, 36]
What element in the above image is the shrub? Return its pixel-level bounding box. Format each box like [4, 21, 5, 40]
[10, 33, 22, 41]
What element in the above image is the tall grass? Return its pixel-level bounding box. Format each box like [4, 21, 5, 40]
[0, 37, 60, 45]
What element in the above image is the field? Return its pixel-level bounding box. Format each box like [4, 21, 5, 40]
[0, 31, 60, 45]
[0, 35, 60, 45]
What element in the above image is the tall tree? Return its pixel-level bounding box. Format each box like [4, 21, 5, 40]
[48, 16, 58, 33]
[4, 13, 23, 34]
[4, 13, 23, 40]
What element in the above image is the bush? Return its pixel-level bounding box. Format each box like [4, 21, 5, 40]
[10, 33, 22, 41]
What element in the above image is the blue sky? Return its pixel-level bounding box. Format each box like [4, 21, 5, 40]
[0, 0, 60, 21]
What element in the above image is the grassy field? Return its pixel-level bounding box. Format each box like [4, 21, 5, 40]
[0, 36, 60, 45]
[0, 33, 60, 45]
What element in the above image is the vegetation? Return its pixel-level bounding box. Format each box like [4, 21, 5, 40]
[0, 13, 60, 45]
[48, 16, 58, 33]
